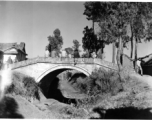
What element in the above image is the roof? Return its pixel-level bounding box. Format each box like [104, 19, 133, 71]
[0, 42, 27, 55]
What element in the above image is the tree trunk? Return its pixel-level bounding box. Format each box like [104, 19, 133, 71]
[112, 42, 116, 63]
[130, 24, 134, 59]
[92, 20, 94, 34]
[134, 37, 138, 72]
[116, 36, 123, 72]
[130, 36, 134, 59]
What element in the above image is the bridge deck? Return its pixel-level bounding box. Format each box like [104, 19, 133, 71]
[10, 57, 118, 70]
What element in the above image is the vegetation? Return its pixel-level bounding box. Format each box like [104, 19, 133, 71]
[83, 2, 106, 57]
[72, 39, 80, 50]
[65, 47, 73, 55]
[47, 28, 63, 56]
[82, 2, 152, 72]
[5, 71, 40, 102]
[82, 26, 105, 57]
[73, 40, 80, 58]
[69, 68, 152, 118]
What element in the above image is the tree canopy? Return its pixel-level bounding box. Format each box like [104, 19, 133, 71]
[82, 26, 105, 55]
[72, 39, 80, 50]
[47, 28, 63, 52]
[83, 2, 152, 72]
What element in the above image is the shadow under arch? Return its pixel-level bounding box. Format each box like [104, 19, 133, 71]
[36, 65, 90, 83]
[38, 65, 90, 99]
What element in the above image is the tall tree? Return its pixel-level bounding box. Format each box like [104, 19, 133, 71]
[72, 39, 80, 50]
[97, 2, 132, 72]
[47, 28, 63, 57]
[73, 40, 80, 58]
[112, 43, 116, 63]
[82, 26, 104, 57]
[127, 3, 152, 71]
[84, 2, 102, 33]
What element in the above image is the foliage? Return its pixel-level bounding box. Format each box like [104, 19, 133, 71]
[5, 71, 40, 102]
[82, 26, 104, 54]
[81, 51, 90, 58]
[72, 40, 80, 50]
[65, 47, 73, 55]
[127, 3, 152, 59]
[83, 2, 103, 22]
[47, 28, 63, 52]
[73, 68, 122, 96]
[73, 67, 152, 115]
[145, 22, 152, 42]
[83, 2, 152, 69]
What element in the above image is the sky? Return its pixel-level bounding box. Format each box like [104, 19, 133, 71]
[0, 1, 152, 62]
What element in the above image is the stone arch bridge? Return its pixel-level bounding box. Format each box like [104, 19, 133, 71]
[10, 57, 118, 83]
[11, 57, 118, 82]
[10, 57, 118, 98]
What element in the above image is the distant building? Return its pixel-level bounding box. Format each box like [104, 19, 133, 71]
[0, 42, 27, 64]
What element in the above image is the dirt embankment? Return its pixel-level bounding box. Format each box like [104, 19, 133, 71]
[0, 70, 88, 119]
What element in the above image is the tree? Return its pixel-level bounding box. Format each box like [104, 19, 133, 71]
[83, 2, 103, 32]
[65, 47, 73, 55]
[83, 2, 107, 58]
[125, 3, 152, 72]
[83, 2, 152, 72]
[72, 39, 80, 50]
[96, 2, 132, 73]
[82, 26, 104, 57]
[73, 40, 80, 58]
[47, 28, 63, 57]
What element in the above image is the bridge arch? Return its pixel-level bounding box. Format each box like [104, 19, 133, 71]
[36, 65, 90, 83]
[37, 65, 90, 99]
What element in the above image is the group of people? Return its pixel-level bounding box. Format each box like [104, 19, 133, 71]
[45, 46, 106, 59]
[45, 46, 80, 58]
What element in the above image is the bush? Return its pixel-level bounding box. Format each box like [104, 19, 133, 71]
[73, 67, 152, 118]
[73, 68, 122, 96]
[5, 71, 40, 101]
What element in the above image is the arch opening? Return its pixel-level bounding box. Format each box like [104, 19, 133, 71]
[38, 67, 88, 104]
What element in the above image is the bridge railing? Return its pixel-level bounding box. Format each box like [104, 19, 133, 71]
[10, 57, 118, 70]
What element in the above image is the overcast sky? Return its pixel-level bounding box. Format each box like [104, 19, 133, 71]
[0, 1, 152, 62]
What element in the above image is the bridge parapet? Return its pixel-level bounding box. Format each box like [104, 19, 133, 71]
[10, 57, 118, 70]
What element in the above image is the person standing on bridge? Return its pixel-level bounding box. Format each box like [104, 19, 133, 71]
[73, 39, 80, 58]
[45, 45, 50, 57]
[91, 52, 97, 58]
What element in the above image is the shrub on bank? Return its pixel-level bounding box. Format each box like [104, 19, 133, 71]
[5, 71, 40, 102]
[73, 68, 122, 96]
[73, 68, 152, 118]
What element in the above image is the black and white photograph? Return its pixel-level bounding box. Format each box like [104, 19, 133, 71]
[0, 0, 152, 119]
